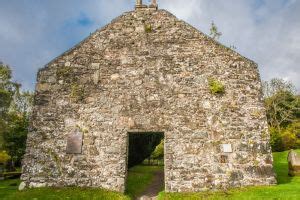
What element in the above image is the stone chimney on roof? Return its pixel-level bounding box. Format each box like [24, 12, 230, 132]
[135, 0, 158, 10]
[150, 0, 158, 9]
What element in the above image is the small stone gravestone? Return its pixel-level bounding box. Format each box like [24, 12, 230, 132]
[288, 150, 300, 176]
[66, 129, 83, 154]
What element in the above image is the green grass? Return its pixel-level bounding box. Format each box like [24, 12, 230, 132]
[126, 165, 163, 199]
[0, 178, 21, 198]
[159, 150, 300, 200]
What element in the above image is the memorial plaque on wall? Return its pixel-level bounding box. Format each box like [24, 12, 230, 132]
[66, 130, 83, 154]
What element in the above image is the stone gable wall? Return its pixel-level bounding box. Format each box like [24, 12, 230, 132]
[21, 9, 276, 192]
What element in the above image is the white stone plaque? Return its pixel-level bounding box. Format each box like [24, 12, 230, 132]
[221, 144, 233, 153]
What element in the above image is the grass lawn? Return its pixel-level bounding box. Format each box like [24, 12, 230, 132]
[0, 178, 21, 198]
[159, 150, 300, 200]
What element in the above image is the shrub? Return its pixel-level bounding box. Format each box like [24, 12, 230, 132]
[270, 121, 300, 152]
[270, 127, 285, 152]
[208, 78, 225, 94]
[0, 151, 11, 164]
[282, 121, 300, 150]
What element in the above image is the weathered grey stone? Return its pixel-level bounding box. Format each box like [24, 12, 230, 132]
[21, 7, 276, 193]
[288, 150, 300, 176]
[31, 182, 47, 188]
[110, 74, 120, 80]
[18, 182, 26, 191]
[65, 62, 71, 67]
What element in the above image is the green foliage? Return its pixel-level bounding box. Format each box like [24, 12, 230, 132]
[2, 113, 28, 166]
[0, 151, 11, 164]
[0, 63, 19, 116]
[271, 121, 300, 152]
[0, 89, 13, 115]
[144, 24, 152, 33]
[208, 78, 225, 95]
[0, 178, 21, 198]
[270, 127, 285, 152]
[265, 91, 299, 130]
[209, 21, 222, 40]
[264, 78, 300, 152]
[151, 139, 164, 160]
[0, 62, 32, 169]
[281, 122, 300, 149]
[0, 64, 12, 81]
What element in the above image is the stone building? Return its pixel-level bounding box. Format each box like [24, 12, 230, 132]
[21, 0, 277, 193]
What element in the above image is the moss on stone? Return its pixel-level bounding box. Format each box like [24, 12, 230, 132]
[70, 84, 85, 103]
[144, 24, 152, 33]
[56, 67, 73, 80]
[208, 78, 225, 95]
[76, 125, 89, 134]
[47, 149, 62, 176]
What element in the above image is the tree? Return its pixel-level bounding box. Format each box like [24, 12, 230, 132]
[3, 113, 29, 168]
[10, 90, 33, 115]
[263, 78, 296, 98]
[264, 79, 299, 132]
[0, 62, 33, 169]
[263, 78, 300, 152]
[0, 62, 17, 151]
[209, 21, 222, 40]
[0, 62, 19, 117]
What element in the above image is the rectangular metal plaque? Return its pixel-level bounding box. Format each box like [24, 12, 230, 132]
[66, 130, 83, 154]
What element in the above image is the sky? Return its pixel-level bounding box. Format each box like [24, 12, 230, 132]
[0, 0, 299, 91]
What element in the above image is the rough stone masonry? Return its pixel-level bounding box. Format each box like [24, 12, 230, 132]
[21, 1, 277, 193]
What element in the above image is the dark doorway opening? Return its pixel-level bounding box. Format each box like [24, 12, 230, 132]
[126, 132, 164, 199]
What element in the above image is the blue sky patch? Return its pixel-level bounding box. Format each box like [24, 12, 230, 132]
[77, 13, 94, 26]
